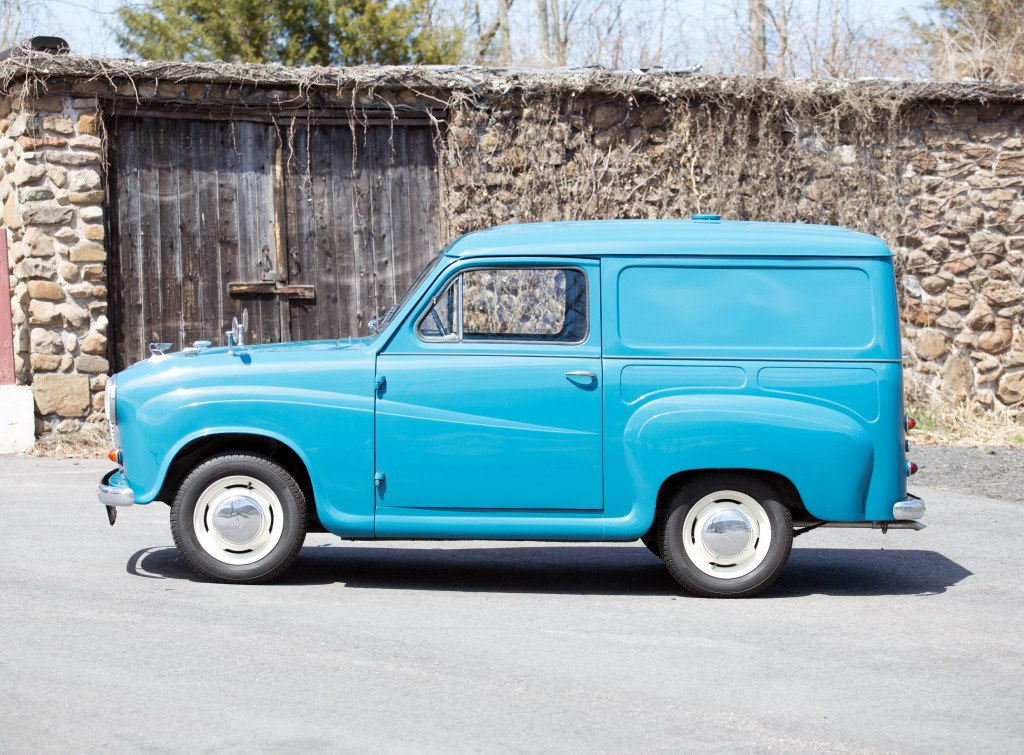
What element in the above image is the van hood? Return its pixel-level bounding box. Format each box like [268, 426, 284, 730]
[116, 336, 377, 389]
[123, 336, 372, 369]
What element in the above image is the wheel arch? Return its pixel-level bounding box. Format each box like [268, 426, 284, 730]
[156, 431, 323, 532]
[655, 468, 808, 522]
[624, 393, 874, 522]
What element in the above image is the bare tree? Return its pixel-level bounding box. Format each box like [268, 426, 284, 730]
[536, 0, 550, 62]
[529, 0, 587, 65]
[496, 0, 513, 63]
[749, 0, 768, 72]
[768, 0, 790, 75]
[925, 18, 1024, 81]
[1, 0, 26, 50]
[447, 0, 918, 75]
[913, 0, 1024, 82]
[549, 0, 694, 69]
[546, 0, 576, 65]
[702, 0, 918, 79]
[471, 0, 517, 64]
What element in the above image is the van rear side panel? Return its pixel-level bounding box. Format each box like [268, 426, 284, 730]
[602, 255, 906, 524]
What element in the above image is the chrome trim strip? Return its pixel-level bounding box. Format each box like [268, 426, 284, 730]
[98, 468, 135, 507]
[600, 355, 904, 363]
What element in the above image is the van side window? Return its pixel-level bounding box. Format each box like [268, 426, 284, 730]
[418, 267, 587, 343]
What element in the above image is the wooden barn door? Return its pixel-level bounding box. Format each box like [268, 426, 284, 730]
[108, 113, 440, 369]
[283, 123, 439, 341]
[109, 117, 283, 368]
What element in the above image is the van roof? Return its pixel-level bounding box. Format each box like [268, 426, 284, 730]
[445, 219, 892, 259]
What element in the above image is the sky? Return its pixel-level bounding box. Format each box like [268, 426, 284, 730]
[19, 0, 934, 61]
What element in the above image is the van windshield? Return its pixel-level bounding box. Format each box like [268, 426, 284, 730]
[370, 254, 442, 333]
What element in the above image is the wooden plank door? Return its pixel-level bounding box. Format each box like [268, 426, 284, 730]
[109, 114, 441, 369]
[109, 116, 281, 368]
[283, 123, 440, 340]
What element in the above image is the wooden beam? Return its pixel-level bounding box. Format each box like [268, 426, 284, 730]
[228, 281, 316, 300]
[107, 101, 446, 128]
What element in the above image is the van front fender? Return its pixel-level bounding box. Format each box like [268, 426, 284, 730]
[623, 394, 873, 522]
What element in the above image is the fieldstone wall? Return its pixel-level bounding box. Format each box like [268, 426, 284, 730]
[2, 94, 108, 435]
[898, 105, 1024, 413]
[440, 95, 1024, 421]
[2, 65, 1024, 438]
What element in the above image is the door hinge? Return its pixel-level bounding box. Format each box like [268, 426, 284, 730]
[374, 471, 386, 488]
[373, 374, 386, 396]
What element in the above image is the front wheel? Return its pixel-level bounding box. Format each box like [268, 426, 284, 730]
[639, 531, 661, 558]
[658, 473, 793, 598]
[170, 453, 307, 583]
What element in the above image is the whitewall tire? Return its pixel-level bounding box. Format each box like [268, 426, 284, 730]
[171, 454, 307, 583]
[659, 473, 793, 598]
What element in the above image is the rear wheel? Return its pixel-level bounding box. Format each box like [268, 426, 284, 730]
[658, 473, 792, 598]
[170, 453, 307, 583]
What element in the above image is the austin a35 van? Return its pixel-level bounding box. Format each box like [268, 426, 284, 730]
[98, 218, 924, 597]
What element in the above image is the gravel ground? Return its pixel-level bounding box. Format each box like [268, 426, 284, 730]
[910, 443, 1024, 501]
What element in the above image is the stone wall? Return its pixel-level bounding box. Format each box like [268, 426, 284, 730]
[2, 94, 108, 435]
[2, 64, 1024, 437]
[897, 105, 1024, 413]
[440, 94, 1024, 422]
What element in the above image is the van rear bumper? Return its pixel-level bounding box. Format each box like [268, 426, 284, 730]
[893, 494, 925, 521]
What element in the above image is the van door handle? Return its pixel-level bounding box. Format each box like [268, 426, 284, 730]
[565, 370, 597, 380]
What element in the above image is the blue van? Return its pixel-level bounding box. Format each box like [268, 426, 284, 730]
[98, 218, 924, 597]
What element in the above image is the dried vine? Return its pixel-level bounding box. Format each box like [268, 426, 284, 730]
[5, 48, 1024, 427]
[0, 47, 1018, 262]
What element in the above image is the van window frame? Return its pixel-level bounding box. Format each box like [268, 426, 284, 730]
[416, 264, 590, 346]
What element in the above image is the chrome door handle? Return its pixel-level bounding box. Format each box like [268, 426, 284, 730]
[565, 370, 596, 379]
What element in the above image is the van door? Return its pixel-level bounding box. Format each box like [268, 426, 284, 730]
[374, 259, 602, 511]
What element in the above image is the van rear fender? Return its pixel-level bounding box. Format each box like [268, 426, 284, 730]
[624, 394, 873, 522]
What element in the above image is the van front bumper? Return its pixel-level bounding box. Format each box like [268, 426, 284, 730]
[98, 468, 134, 524]
[98, 468, 134, 506]
[893, 494, 925, 521]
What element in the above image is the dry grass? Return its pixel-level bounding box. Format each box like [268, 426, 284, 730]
[902, 373, 1024, 446]
[906, 397, 1024, 447]
[28, 424, 112, 460]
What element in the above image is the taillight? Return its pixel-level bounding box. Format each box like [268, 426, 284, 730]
[905, 416, 916, 431]
[906, 461, 919, 476]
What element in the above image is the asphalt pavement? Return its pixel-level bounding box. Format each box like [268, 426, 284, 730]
[1, 456, 1021, 753]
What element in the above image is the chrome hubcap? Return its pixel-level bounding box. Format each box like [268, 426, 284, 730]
[701, 509, 754, 560]
[192, 475, 284, 565]
[682, 490, 773, 580]
[211, 496, 264, 545]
